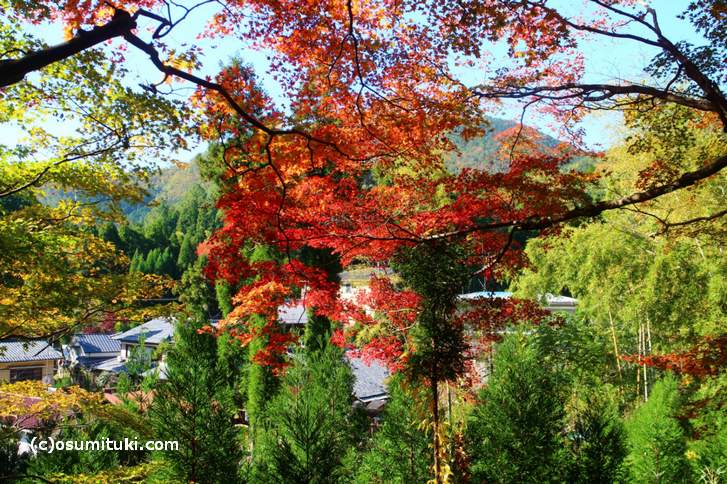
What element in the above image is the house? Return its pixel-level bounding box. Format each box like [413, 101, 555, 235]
[278, 303, 308, 328]
[82, 318, 175, 375]
[112, 317, 175, 361]
[0, 339, 62, 384]
[64, 333, 121, 370]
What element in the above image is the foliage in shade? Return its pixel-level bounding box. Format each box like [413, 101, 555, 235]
[683, 372, 727, 480]
[566, 394, 627, 484]
[354, 376, 432, 484]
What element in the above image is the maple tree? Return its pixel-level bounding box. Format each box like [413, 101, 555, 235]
[0, 0, 189, 339]
[1, 0, 723, 338]
[0, 178, 173, 339]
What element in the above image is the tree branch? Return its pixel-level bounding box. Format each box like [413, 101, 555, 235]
[430, 153, 727, 239]
[122, 32, 374, 162]
[474, 82, 716, 114]
[0, 141, 126, 199]
[656, 208, 727, 235]
[0, 10, 136, 88]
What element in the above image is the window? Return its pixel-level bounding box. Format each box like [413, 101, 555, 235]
[9, 366, 43, 382]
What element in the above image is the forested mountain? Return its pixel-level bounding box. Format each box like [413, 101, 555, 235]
[447, 118, 596, 173]
[123, 161, 206, 223]
[97, 182, 219, 280]
[446, 118, 525, 172]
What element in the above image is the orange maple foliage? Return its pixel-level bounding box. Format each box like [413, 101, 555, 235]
[623, 334, 727, 378]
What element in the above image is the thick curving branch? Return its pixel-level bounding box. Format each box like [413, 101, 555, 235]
[429, 153, 727, 240]
[0, 10, 136, 88]
[474, 82, 716, 114]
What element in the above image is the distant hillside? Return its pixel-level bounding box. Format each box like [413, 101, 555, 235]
[446, 117, 594, 173]
[446, 118, 519, 172]
[124, 161, 205, 223]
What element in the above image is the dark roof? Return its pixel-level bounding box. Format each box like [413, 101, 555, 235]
[346, 354, 390, 403]
[0, 339, 63, 363]
[112, 317, 175, 345]
[72, 334, 120, 354]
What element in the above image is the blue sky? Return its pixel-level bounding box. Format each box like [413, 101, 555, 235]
[1, 1, 706, 160]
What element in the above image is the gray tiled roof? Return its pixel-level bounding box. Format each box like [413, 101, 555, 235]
[73, 334, 120, 354]
[76, 356, 119, 369]
[93, 358, 127, 373]
[112, 317, 175, 345]
[0, 339, 63, 363]
[346, 353, 390, 402]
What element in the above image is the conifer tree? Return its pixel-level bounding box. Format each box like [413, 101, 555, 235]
[355, 376, 431, 484]
[466, 333, 569, 482]
[567, 394, 627, 483]
[99, 222, 123, 248]
[143, 248, 159, 274]
[129, 249, 142, 273]
[125, 333, 152, 384]
[149, 311, 243, 483]
[253, 343, 356, 483]
[215, 279, 234, 318]
[625, 375, 692, 483]
[246, 314, 278, 440]
[392, 241, 471, 482]
[160, 247, 176, 277]
[177, 234, 195, 271]
[299, 246, 341, 352]
[245, 244, 280, 443]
